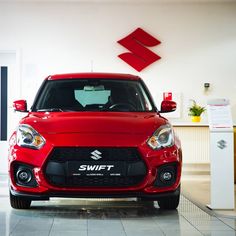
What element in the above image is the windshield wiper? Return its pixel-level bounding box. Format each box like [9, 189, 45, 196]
[37, 108, 65, 112]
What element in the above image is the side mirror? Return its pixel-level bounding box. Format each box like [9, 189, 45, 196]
[160, 100, 176, 113]
[13, 100, 27, 112]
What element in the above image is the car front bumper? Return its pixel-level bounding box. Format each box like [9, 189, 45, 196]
[10, 185, 181, 201]
[9, 133, 182, 200]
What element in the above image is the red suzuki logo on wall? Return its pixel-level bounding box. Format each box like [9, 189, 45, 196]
[117, 28, 161, 72]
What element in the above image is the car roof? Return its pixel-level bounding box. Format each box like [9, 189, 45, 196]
[47, 73, 141, 81]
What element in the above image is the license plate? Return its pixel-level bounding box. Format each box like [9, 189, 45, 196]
[67, 161, 126, 177]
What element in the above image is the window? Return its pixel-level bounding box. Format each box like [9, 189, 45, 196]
[34, 79, 154, 112]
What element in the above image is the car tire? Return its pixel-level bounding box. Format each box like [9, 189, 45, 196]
[158, 187, 180, 210]
[9, 191, 31, 209]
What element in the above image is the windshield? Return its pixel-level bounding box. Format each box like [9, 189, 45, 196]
[32, 79, 154, 112]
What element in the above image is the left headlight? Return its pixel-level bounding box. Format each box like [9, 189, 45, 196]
[147, 124, 174, 150]
[16, 124, 45, 149]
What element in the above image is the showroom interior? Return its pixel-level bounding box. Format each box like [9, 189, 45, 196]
[0, 0, 236, 235]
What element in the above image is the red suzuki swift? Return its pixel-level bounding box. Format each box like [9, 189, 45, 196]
[8, 73, 182, 209]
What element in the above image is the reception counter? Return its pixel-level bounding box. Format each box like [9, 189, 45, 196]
[172, 123, 210, 163]
[172, 122, 236, 182]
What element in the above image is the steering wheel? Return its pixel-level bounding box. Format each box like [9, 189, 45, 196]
[109, 103, 136, 111]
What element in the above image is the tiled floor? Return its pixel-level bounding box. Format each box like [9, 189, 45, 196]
[1, 175, 236, 236]
[182, 175, 236, 217]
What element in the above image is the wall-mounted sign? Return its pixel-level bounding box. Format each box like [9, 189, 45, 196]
[155, 92, 182, 118]
[117, 28, 161, 72]
[163, 92, 172, 101]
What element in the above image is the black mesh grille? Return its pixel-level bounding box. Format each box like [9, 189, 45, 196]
[48, 147, 141, 162]
[44, 147, 147, 188]
[65, 176, 144, 187]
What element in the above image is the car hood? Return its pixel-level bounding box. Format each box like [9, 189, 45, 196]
[21, 112, 167, 136]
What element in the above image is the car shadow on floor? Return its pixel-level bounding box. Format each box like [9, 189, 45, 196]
[11, 199, 179, 219]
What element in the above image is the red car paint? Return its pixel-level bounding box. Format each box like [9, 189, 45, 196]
[8, 73, 182, 209]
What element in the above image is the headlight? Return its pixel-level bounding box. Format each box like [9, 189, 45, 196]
[16, 124, 45, 149]
[147, 124, 174, 150]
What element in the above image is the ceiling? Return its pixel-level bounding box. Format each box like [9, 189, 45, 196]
[0, 0, 235, 2]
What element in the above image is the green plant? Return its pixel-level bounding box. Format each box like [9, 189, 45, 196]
[188, 100, 206, 116]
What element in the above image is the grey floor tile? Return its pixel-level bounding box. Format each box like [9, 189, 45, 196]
[180, 212, 211, 219]
[1, 218, 20, 233]
[201, 230, 236, 236]
[193, 221, 234, 231]
[156, 219, 195, 230]
[51, 223, 87, 232]
[50, 230, 87, 236]
[88, 219, 123, 229]
[153, 216, 187, 223]
[218, 217, 236, 230]
[192, 219, 232, 226]
[0, 229, 8, 236]
[11, 218, 53, 234]
[88, 228, 125, 235]
[88, 219, 125, 236]
[51, 218, 87, 231]
[163, 229, 203, 236]
[122, 219, 164, 236]
[153, 214, 182, 220]
[122, 223, 160, 232]
[53, 218, 87, 224]
[88, 232, 125, 236]
[125, 229, 164, 236]
[10, 232, 50, 236]
[88, 227, 125, 234]
[184, 216, 220, 224]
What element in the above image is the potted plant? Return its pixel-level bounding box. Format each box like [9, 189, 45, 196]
[188, 100, 206, 122]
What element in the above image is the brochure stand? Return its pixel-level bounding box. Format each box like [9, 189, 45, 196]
[207, 99, 234, 209]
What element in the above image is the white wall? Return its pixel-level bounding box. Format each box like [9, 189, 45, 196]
[0, 1, 236, 123]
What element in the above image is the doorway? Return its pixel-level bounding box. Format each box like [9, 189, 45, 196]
[1, 66, 7, 141]
[0, 50, 21, 174]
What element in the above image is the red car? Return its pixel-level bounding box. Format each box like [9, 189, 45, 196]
[8, 73, 182, 209]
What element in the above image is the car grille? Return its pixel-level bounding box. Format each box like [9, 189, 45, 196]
[44, 147, 147, 188]
[66, 176, 145, 187]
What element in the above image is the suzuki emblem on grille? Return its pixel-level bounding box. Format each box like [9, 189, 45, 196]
[90, 150, 102, 160]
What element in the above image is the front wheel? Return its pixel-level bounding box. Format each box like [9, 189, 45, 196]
[9, 191, 31, 209]
[158, 187, 180, 210]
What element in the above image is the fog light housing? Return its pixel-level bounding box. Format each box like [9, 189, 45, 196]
[154, 164, 177, 187]
[160, 171, 172, 182]
[13, 163, 38, 187]
[17, 169, 32, 184]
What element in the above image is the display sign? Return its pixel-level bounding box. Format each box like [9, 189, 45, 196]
[207, 98, 234, 210]
[207, 99, 233, 131]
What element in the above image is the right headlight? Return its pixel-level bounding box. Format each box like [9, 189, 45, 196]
[147, 124, 174, 150]
[16, 124, 45, 150]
